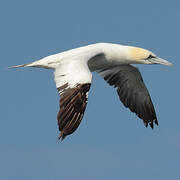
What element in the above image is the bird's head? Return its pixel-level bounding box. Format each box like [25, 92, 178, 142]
[127, 46, 173, 66]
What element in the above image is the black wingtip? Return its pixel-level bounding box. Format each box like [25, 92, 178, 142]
[143, 118, 158, 129]
[149, 121, 154, 129]
[155, 119, 159, 126]
[57, 83, 91, 141]
[143, 121, 148, 128]
[58, 132, 66, 141]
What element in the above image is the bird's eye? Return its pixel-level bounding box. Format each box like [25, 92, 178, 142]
[146, 54, 156, 59]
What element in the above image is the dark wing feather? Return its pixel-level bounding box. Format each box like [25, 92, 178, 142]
[57, 83, 91, 140]
[98, 65, 158, 128]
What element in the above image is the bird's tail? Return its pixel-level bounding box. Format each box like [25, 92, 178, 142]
[8, 59, 51, 69]
[8, 63, 33, 69]
[8, 54, 59, 69]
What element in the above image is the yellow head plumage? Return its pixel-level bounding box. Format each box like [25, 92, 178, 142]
[128, 46, 155, 61]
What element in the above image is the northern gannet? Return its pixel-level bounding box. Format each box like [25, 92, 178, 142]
[9, 43, 173, 140]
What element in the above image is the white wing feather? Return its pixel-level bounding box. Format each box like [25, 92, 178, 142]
[54, 56, 92, 91]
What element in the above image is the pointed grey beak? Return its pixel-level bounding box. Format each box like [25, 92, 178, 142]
[149, 57, 173, 66]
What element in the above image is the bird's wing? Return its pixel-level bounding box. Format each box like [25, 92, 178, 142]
[54, 58, 92, 140]
[97, 65, 158, 128]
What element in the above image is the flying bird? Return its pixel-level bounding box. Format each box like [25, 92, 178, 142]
[9, 43, 173, 140]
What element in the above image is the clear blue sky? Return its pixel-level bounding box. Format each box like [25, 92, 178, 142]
[1, 0, 179, 179]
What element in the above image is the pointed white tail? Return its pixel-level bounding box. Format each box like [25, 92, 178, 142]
[8, 63, 32, 69]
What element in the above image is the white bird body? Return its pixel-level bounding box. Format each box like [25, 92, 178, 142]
[21, 43, 151, 69]
[9, 43, 173, 140]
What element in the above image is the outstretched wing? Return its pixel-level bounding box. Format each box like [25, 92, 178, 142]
[97, 65, 158, 128]
[54, 59, 92, 140]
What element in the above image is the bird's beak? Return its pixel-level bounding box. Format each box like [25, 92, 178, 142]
[149, 57, 173, 66]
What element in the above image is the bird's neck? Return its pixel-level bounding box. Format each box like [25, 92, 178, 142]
[94, 43, 132, 64]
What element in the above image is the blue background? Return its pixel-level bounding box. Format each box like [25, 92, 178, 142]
[1, 0, 179, 179]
